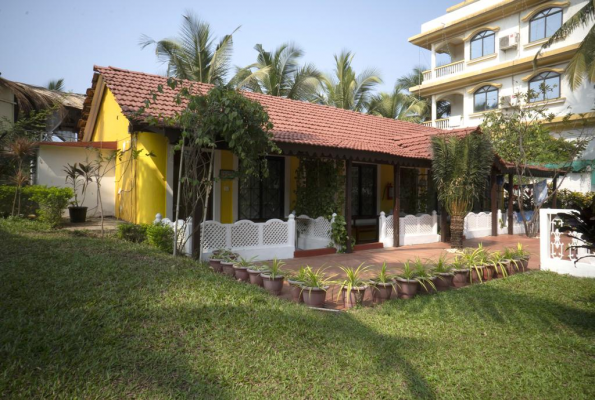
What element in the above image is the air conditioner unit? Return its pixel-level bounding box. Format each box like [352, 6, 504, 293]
[500, 95, 517, 108]
[500, 33, 519, 50]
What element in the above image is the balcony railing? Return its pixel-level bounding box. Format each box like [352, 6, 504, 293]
[421, 115, 462, 129]
[421, 60, 465, 82]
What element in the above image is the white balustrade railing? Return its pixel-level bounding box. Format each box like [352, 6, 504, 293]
[435, 60, 464, 79]
[422, 69, 432, 82]
[379, 211, 440, 247]
[540, 209, 595, 277]
[465, 210, 528, 238]
[201, 215, 295, 261]
[435, 118, 450, 129]
[296, 213, 335, 250]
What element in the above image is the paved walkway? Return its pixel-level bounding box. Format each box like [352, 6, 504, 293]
[61, 217, 123, 232]
[271, 234, 540, 309]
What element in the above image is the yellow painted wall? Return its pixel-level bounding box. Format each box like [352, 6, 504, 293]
[380, 164, 394, 213]
[220, 150, 234, 223]
[91, 88, 169, 224]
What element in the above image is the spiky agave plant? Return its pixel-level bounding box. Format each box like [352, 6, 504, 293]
[431, 132, 493, 248]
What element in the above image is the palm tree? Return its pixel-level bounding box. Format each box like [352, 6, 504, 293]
[397, 65, 427, 91]
[47, 79, 65, 92]
[367, 84, 428, 122]
[431, 132, 493, 248]
[139, 12, 238, 85]
[535, 0, 595, 90]
[315, 50, 382, 112]
[232, 43, 323, 101]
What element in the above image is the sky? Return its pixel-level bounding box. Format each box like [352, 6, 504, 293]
[0, 0, 451, 94]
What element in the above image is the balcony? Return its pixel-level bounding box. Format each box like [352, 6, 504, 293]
[422, 115, 463, 130]
[422, 60, 465, 82]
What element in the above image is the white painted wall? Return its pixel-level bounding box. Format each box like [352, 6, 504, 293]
[558, 172, 592, 193]
[36, 145, 116, 216]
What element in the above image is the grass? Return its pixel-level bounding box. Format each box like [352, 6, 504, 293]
[1, 219, 594, 399]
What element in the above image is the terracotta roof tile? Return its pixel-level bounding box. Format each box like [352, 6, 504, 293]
[89, 66, 479, 160]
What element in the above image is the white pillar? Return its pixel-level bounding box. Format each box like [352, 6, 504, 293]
[430, 43, 437, 73]
[431, 95, 437, 127]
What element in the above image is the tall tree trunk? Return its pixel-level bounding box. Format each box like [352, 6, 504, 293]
[450, 215, 465, 249]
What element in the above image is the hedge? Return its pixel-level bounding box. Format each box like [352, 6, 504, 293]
[0, 185, 73, 226]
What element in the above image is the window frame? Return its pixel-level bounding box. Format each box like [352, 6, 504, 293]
[529, 7, 563, 43]
[238, 156, 285, 222]
[470, 30, 496, 60]
[473, 85, 500, 113]
[528, 71, 562, 103]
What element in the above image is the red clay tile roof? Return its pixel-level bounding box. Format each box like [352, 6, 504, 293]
[88, 66, 479, 160]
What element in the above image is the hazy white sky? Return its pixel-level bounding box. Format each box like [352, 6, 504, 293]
[0, 0, 452, 94]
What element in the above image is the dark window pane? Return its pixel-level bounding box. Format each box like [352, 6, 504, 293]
[486, 89, 499, 110]
[351, 166, 359, 217]
[545, 76, 560, 99]
[474, 93, 486, 112]
[529, 80, 545, 102]
[238, 157, 284, 221]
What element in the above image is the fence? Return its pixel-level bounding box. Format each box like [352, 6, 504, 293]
[464, 210, 527, 239]
[296, 214, 335, 250]
[200, 215, 295, 261]
[539, 209, 595, 278]
[379, 211, 440, 247]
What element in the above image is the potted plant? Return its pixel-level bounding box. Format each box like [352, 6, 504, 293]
[233, 256, 257, 282]
[261, 258, 285, 295]
[450, 256, 469, 288]
[301, 266, 335, 308]
[370, 262, 397, 303]
[220, 252, 238, 277]
[488, 251, 509, 279]
[247, 264, 269, 286]
[63, 162, 94, 223]
[503, 248, 520, 275]
[209, 249, 226, 273]
[337, 263, 370, 308]
[514, 243, 530, 272]
[413, 257, 437, 295]
[287, 266, 308, 303]
[395, 261, 421, 299]
[462, 246, 484, 284]
[431, 254, 454, 291]
[475, 244, 494, 281]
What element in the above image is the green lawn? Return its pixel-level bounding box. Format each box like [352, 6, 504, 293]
[1, 220, 594, 399]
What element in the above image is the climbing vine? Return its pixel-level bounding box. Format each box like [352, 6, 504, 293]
[294, 157, 344, 217]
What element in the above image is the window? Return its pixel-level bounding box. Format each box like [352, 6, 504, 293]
[351, 164, 377, 216]
[473, 86, 499, 112]
[530, 8, 562, 42]
[238, 157, 284, 221]
[470, 30, 495, 59]
[529, 71, 561, 102]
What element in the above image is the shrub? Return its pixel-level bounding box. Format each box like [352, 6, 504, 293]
[146, 223, 174, 253]
[0, 185, 49, 217]
[30, 187, 73, 227]
[117, 223, 148, 243]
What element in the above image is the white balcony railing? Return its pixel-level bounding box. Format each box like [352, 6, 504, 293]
[435, 118, 450, 129]
[421, 115, 463, 129]
[435, 60, 464, 79]
[422, 69, 432, 81]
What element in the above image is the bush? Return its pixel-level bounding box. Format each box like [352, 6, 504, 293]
[146, 223, 174, 253]
[117, 223, 148, 243]
[30, 187, 73, 227]
[0, 185, 51, 217]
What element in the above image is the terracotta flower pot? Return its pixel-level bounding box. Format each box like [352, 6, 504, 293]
[470, 266, 485, 284]
[396, 278, 418, 299]
[247, 268, 265, 286]
[494, 261, 509, 279]
[302, 286, 329, 307]
[516, 257, 530, 272]
[288, 280, 304, 303]
[233, 266, 250, 282]
[261, 274, 284, 295]
[418, 277, 437, 295]
[372, 282, 395, 303]
[483, 265, 495, 281]
[341, 286, 367, 308]
[209, 259, 223, 273]
[434, 273, 453, 291]
[505, 259, 518, 275]
[221, 262, 236, 277]
[452, 269, 470, 288]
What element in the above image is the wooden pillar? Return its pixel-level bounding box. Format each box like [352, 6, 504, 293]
[491, 167, 498, 236]
[393, 164, 401, 247]
[507, 173, 514, 235]
[552, 176, 558, 208]
[345, 159, 353, 253]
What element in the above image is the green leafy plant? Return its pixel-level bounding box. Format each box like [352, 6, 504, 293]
[503, 247, 521, 272]
[30, 187, 73, 227]
[294, 157, 344, 218]
[371, 262, 393, 284]
[262, 258, 285, 279]
[63, 162, 95, 207]
[117, 223, 148, 243]
[330, 214, 354, 253]
[398, 260, 419, 281]
[488, 251, 509, 278]
[300, 266, 335, 290]
[431, 253, 453, 274]
[461, 246, 484, 283]
[234, 256, 257, 268]
[449, 255, 466, 270]
[514, 243, 530, 260]
[288, 266, 309, 284]
[146, 223, 174, 253]
[412, 257, 436, 292]
[337, 263, 370, 302]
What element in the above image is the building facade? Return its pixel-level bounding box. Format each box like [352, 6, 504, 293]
[409, 0, 595, 192]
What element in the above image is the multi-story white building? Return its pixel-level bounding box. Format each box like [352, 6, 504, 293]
[409, 0, 595, 192]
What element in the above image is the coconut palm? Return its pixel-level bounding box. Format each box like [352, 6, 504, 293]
[47, 79, 65, 92]
[431, 132, 493, 248]
[315, 50, 382, 112]
[535, 0, 595, 90]
[397, 65, 427, 90]
[368, 83, 428, 122]
[139, 12, 238, 85]
[231, 43, 323, 101]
